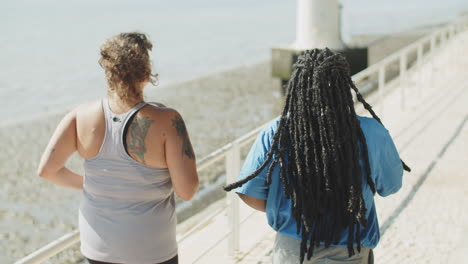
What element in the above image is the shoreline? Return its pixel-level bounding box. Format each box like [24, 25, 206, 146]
[0, 60, 271, 128]
[0, 20, 449, 128]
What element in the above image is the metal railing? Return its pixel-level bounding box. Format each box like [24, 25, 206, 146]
[352, 16, 468, 116]
[14, 15, 468, 264]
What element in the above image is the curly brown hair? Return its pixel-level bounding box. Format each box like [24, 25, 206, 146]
[99, 32, 157, 103]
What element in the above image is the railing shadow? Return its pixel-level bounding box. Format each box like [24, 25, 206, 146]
[380, 115, 467, 236]
[394, 79, 467, 141]
[398, 84, 467, 153]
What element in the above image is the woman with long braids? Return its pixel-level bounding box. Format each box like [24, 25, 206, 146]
[224, 48, 409, 264]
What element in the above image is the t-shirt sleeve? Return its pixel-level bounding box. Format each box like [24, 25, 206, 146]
[234, 121, 277, 200]
[374, 128, 404, 197]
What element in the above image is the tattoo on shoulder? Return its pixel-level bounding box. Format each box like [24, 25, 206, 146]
[172, 114, 195, 160]
[127, 116, 154, 164]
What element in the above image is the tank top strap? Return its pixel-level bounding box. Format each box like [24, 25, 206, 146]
[92, 98, 114, 157]
[121, 101, 148, 128]
[102, 98, 147, 128]
[116, 101, 147, 155]
[98, 98, 147, 157]
[101, 97, 112, 123]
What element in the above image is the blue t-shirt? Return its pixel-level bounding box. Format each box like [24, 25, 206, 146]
[235, 116, 403, 249]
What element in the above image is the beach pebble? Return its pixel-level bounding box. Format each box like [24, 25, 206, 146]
[1, 62, 282, 263]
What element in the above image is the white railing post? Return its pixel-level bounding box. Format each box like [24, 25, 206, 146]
[442, 30, 448, 46]
[417, 43, 425, 96]
[438, 32, 443, 48]
[226, 144, 241, 256]
[417, 43, 423, 66]
[430, 34, 436, 55]
[378, 66, 385, 118]
[456, 22, 463, 65]
[446, 26, 452, 40]
[430, 34, 437, 89]
[399, 53, 407, 110]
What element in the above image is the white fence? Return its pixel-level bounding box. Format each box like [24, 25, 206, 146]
[14, 15, 468, 264]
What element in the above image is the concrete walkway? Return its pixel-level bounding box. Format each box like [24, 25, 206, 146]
[175, 29, 468, 264]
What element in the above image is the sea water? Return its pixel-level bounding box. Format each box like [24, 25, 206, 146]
[1, 0, 467, 122]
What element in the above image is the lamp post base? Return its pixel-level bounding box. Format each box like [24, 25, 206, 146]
[272, 45, 368, 94]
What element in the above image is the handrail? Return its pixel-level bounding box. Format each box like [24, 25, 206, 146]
[14, 14, 468, 264]
[195, 121, 268, 171]
[352, 16, 467, 116]
[14, 120, 268, 264]
[14, 231, 80, 264]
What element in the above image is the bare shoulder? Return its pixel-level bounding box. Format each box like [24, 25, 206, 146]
[138, 103, 195, 159]
[55, 102, 94, 125]
[73, 100, 105, 132]
[74, 100, 102, 118]
[138, 103, 182, 127]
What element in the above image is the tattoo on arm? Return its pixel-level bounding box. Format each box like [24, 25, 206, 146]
[50, 148, 55, 153]
[127, 116, 154, 164]
[172, 114, 195, 160]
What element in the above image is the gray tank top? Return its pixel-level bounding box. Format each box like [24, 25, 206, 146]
[79, 98, 177, 264]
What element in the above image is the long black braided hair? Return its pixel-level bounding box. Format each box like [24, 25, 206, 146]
[224, 48, 410, 263]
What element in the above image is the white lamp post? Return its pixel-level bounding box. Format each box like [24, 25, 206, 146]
[272, 0, 366, 91]
[295, 0, 344, 50]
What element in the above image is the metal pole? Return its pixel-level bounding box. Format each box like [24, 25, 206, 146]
[441, 30, 447, 47]
[456, 22, 463, 65]
[14, 230, 80, 264]
[429, 34, 436, 89]
[378, 66, 385, 119]
[437, 32, 443, 49]
[417, 43, 423, 66]
[430, 34, 436, 56]
[226, 145, 241, 256]
[417, 43, 424, 97]
[399, 53, 407, 110]
[442, 28, 451, 78]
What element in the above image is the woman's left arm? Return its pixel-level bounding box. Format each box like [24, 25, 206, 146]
[37, 110, 83, 190]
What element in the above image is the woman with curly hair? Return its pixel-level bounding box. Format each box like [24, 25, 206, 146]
[225, 48, 409, 264]
[38, 32, 198, 264]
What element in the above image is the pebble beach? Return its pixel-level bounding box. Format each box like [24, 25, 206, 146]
[0, 61, 283, 263]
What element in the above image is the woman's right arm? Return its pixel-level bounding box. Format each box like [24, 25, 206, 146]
[164, 110, 199, 201]
[37, 109, 83, 190]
